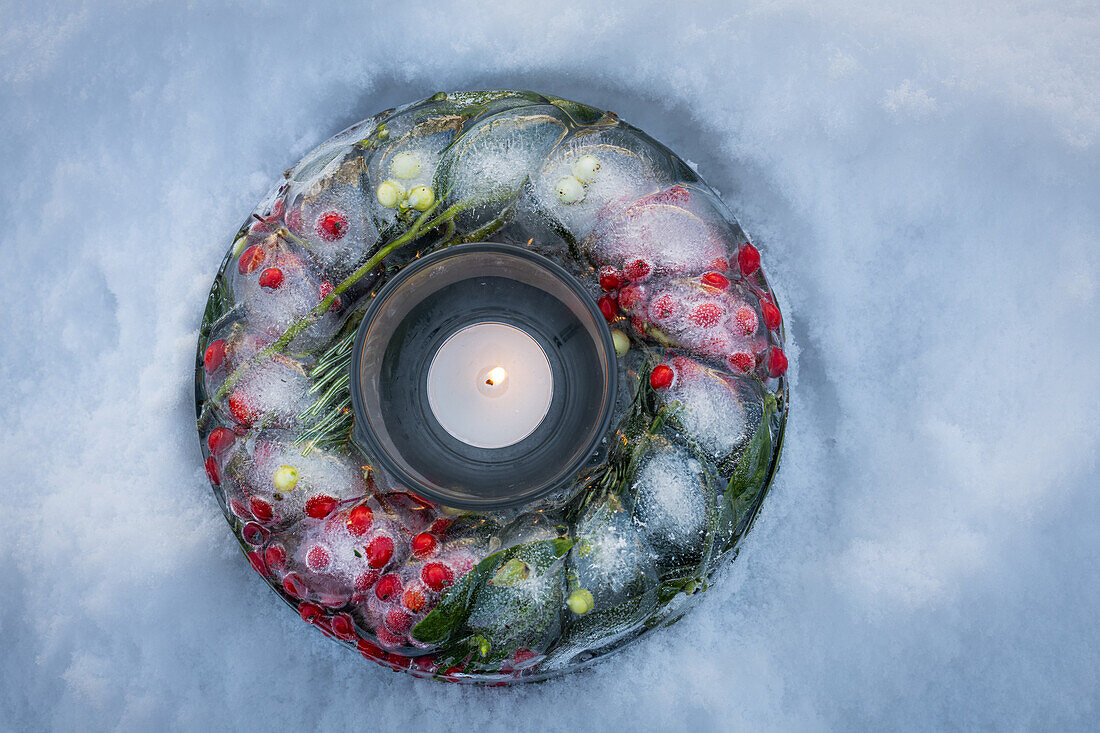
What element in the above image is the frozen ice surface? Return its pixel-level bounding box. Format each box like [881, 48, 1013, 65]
[1, 0, 1098, 730]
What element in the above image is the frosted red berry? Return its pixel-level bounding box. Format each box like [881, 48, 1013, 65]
[203, 339, 226, 373]
[761, 300, 782, 331]
[316, 210, 348, 241]
[375, 573, 403, 602]
[227, 389, 256, 426]
[306, 544, 331, 572]
[331, 612, 357, 641]
[624, 259, 652, 282]
[421, 562, 455, 592]
[305, 494, 337, 519]
[264, 543, 287, 570]
[249, 497, 273, 523]
[649, 364, 674, 390]
[282, 572, 307, 599]
[728, 351, 755, 373]
[734, 306, 758, 336]
[597, 294, 618, 322]
[649, 292, 677, 321]
[767, 347, 788, 377]
[258, 267, 284, 290]
[617, 283, 644, 311]
[689, 302, 724, 328]
[238, 245, 266, 275]
[346, 504, 373, 537]
[298, 602, 323, 624]
[599, 266, 624, 291]
[204, 457, 220, 486]
[242, 522, 268, 546]
[411, 532, 439, 559]
[366, 536, 394, 568]
[737, 243, 761, 276]
[702, 272, 730, 290]
[206, 427, 236, 457]
[403, 585, 427, 612]
[385, 610, 413, 633]
[375, 626, 405, 650]
[354, 569, 380, 591]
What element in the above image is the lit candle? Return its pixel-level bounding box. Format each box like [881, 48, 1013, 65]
[426, 322, 554, 449]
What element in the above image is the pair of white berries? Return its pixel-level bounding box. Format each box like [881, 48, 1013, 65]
[376, 151, 435, 211]
[555, 153, 602, 205]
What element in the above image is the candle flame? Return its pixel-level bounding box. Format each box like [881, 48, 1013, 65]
[484, 366, 507, 387]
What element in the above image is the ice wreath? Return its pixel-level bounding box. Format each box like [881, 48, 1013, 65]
[196, 90, 788, 683]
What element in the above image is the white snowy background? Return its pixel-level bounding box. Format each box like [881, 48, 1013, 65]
[1, 1, 1097, 730]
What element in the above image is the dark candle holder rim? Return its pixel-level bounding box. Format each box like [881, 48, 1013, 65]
[349, 242, 618, 511]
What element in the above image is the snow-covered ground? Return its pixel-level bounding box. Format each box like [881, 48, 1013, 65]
[1, 1, 1097, 730]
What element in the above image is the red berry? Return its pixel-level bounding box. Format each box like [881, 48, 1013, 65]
[203, 339, 226, 374]
[624, 259, 652, 281]
[331, 612, 357, 641]
[597, 294, 618, 322]
[737, 243, 761, 276]
[375, 573, 403, 602]
[354, 569, 380, 591]
[282, 572, 307, 599]
[617, 283, 645, 311]
[728, 351, 754, 373]
[412, 656, 436, 673]
[375, 627, 405, 650]
[767, 347, 788, 377]
[264, 544, 287, 570]
[429, 517, 452, 534]
[229, 499, 250, 519]
[403, 584, 427, 612]
[241, 522, 268, 546]
[238, 245, 266, 274]
[305, 494, 337, 519]
[318, 281, 341, 312]
[366, 536, 394, 568]
[206, 427, 236, 457]
[411, 532, 439, 559]
[649, 292, 677, 322]
[306, 544, 331, 572]
[761, 300, 782, 331]
[249, 497, 273, 523]
[649, 364, 674, 390]
[204, 457, 220, 486]
[227, 390, 256, 426]
[734, 306, 758, 336]
[702, 272, 730, 290]
[385, 610, 413, 633]
[421, 562, 455, 592]
[598, 266, 624, 291]
[247, 551, 266, 576]
[689, 302, 725, 328]
[258, 267, 284, 290]
[316, 210, 348, 241]
[298, 602, 323, 624]
[346, 504, 373, 537]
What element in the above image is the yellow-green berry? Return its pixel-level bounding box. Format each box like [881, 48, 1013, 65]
[571, 154, 601, 183]
[273, 465, 299, 492]
[555, 176, 585, 204]
[566, 588, 594, 615]
[376, 180, 405, 208]
[611, 329, 630, 356]
[407, 185, 435, 212]
[390, 151, 422, 180]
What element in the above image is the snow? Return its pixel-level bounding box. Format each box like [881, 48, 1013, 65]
[1, 1, 1097, 730]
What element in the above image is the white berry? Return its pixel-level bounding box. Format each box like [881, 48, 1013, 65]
[390, 151, 422, 180]
[376, 180, 405, 208]
[273, 465, 299, 492]
[571, 154, 602, 183]
[407, 185, 435, 212]
[555, 176, 585, 205]
[611, 329, 631, 356]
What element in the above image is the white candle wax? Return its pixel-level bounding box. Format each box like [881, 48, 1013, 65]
[426, 322, 554, 449]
